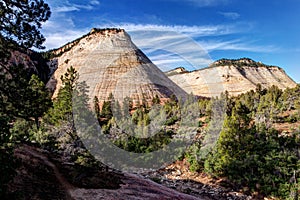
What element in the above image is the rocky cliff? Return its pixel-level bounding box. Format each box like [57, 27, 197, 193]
[165, 67, 188, 76]
[168, 58, 297, 97]
[46, 28, 187, 105]
[2, 48, 50, 82]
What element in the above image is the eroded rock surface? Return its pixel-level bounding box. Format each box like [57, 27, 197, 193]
[46, 28, 187, 105]
[168, 58, 297, 97]
[10, 144, 201, 200]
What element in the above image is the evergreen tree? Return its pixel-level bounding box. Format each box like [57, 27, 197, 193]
[26, 74, 52, 128]
[48, 66, 78, 124]
[100, 93, 113, 120]
[0, 0, 51, 50]
[152, 94, 161, 105]
[205, 94, 300, 198]
[0, 1, 51, 198]
[122, 96, 133, 116]
[94, 96, 101, 120]
[0, 64, 51, 127]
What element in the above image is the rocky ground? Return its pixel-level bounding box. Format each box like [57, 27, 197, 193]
[6, 144, 197, 199]
[140, 160, 254, 200]
[4, 144, 265, 200]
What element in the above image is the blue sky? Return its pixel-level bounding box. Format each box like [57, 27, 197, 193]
[42, 0, 300, 82]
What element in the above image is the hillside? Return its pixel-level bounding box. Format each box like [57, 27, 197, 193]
[167, 58, 297, 97]
[2, 1, 300, 199]
[2, 48, 50, 83]
[2, 29, 299, 200]
[46, 28, 187, 106]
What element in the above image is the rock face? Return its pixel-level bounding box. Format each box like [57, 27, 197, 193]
[46, 28, 187, 105]
[10, 144, 200, 200]
[165, 67, 188, 76]
[168, 58, 297, 97]
[3, 48, 50, 82]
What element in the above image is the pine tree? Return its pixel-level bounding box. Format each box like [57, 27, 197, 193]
[0, 0, 51, 50]
[0, 64, 51, 128]
[94, 96, 101, 120]
[26, 74, 52, 128]
[0, 1, 51, 197]
[100, 93, 113, 120]
[101, 101, 113, 120]
[122, 96, 133, 116]
[205, 93, 300, 198]
[152, 94, 161, 105]
[49, 66, 78, 124]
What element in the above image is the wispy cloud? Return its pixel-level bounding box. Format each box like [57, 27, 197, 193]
[50, 0, 99, 13]
[105, 23, 278, 69]
[42, 29, 89, 50]
[90, 0, 100, 5]
[167, 0, 230, 7]
[115, 24, 215, 69]
[42, 18, 88, 49]
[219, 12, 240, 20]
[112, 23, 236, 37]
[40, 0, 101, 49]
[53, 6, 79, 12]
[40, 20, 277, 71]
[199, 39, 279, 53]
[149, 53, 213, 71]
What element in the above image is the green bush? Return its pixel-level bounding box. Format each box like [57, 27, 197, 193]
[204, 97, 300, 198]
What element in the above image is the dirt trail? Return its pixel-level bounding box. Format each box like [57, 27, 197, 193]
[16, 145, 75, 199]
[14, 145, 202, 200]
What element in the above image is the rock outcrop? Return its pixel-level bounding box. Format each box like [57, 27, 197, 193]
[46, 28, 187, 105]
[3, 48, 50, 82]
[165, 67, 188, 76]
[10, 144, 201, 200]
[168, 58, 297, 97]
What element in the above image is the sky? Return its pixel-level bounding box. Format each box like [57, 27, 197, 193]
[41, 0, 300, 82]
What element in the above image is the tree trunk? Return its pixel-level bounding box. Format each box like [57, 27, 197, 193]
[35, 117, 40, 129]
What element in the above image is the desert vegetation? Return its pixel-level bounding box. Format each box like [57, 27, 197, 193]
[1, 1, 299, 199]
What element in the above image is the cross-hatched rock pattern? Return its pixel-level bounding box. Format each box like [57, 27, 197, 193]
[168, 58, 297, 97]
[46, 28, 187, 105]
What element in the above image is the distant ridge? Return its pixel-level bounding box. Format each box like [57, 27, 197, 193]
[167, 58, 297, 97]
[209, 58, 278, 68]
[165, 67, 188, 76]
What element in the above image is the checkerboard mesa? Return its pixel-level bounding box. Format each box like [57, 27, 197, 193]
[46, 28, 187, 106]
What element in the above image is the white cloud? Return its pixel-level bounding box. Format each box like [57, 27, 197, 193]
[188, 0, 229, 7]
[42, 30, 88, 50]
[115, 23, 235, 37]
[53, 6, 79, 12]
[104, 23, 277, 69]
[40, 0, 101, 49]
[40, 20, 278, 71]
[167, 0, 230, 7]
[90, 0, 100, 5]
[49, 0, 98, 13]
[73, 4, 94, 10]
[40, 11, 89, 49]
[149, 53, 212, 71]
[199, 39, 279, 53]
[219, 12, 240, 20]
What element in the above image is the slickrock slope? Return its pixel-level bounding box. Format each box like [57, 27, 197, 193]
[10, 144, 200, 200]
[46, 28, 187, 105]
[168, 58, 297, 97]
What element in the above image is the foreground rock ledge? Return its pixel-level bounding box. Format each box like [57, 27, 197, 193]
[10, 144, 200, 200]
